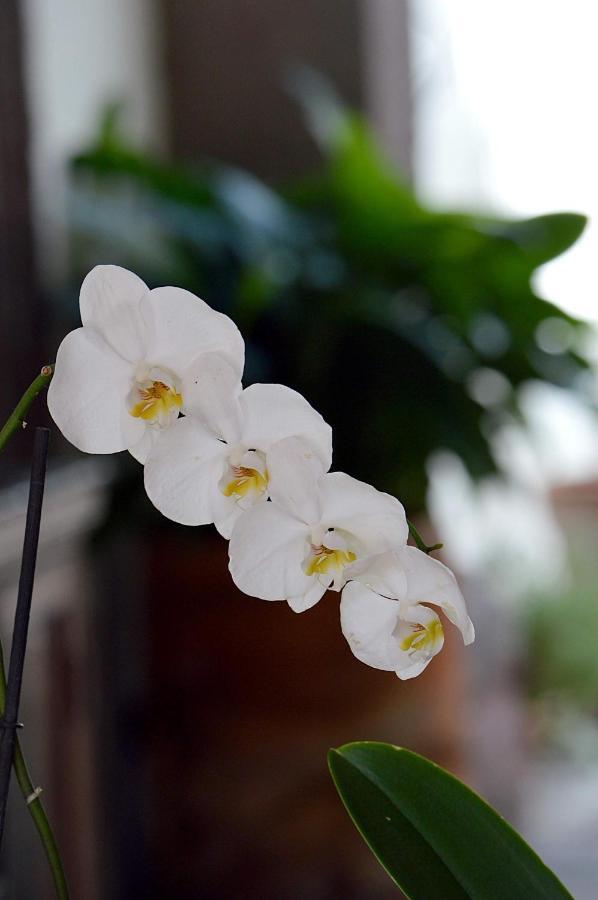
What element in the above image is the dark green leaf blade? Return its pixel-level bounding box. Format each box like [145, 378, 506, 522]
[329, 749, 468, 900]
[329, 742, 573, 900]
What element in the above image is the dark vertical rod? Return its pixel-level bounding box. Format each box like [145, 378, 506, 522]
[0, 426, 49, 848]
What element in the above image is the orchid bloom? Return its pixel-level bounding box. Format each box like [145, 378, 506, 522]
[48, 265, 244, 463]
[143, 365, 332, 538]
[340, 547, 474, 679]
[228, 436, 409, 612]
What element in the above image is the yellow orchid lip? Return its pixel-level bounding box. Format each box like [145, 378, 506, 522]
[129, 380, 183, 425]
[400, 617, 444, 653]
[305, 545, 356, 578]
[222, 465, 268, 499]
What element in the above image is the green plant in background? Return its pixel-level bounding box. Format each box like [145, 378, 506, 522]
[529, 585, 598, 712]
[68, 101, 589, 514]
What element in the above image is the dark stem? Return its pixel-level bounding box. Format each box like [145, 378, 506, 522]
[0, 426, 49, 848]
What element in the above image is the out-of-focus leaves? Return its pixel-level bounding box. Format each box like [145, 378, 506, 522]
[72, 107, 214, 209]
[68, 103, 591, 512]
[485, 212, 587, 268]
[329, 742, 573, 900]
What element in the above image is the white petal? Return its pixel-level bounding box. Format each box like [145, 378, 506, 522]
[48, 328, 144, 453]
[393, 604, 445, 680]
[141, 286, 244, 375]
[228, 502, 311, 601]
[266, 436, 325, 524]
[182, 352, 242, 442]
[345, 550, 408, 599]
[396, 657, 431, 679]
[144, 416, 226, 525]
[128, 428, 158, 464]
[318, 472, 409, 556]
[211, 489, 246, 540]
[79, 265, 148, 362]
[340, 583, 445, 679]
[340, 582, 401, 671]
[400, 546, 475, 645]
[287, 579, 328, 613]
[238, 384, 332, 468]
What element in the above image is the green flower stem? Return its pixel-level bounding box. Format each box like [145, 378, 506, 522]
[0, 365, 69, 898]
[0, 643, 68, 899]
[407, 519, 443, 555]
[0, 366, 54, 454]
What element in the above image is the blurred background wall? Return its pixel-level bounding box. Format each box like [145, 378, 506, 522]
[0, 1, 597, 898]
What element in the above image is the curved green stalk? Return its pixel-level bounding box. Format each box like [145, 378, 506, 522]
[0, 644, 69, 899]
[0, 366, 69, 898]
[0, 366, 54, 454]
[407, 519, 443, 555]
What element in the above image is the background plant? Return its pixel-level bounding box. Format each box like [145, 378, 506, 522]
[63, 102, 590, 513]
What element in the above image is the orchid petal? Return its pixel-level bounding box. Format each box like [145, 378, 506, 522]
[345, 550, 408, 599]
[48, 328, 143, 453]
[341, 583, 445, 679]
[340, 582, 402, 671]
[393, 604, 445, 679]
[128, 428, 157, 464]
[318, 472, 409, 556]
[401, 546, 475, 645]
[210, 489, 246, 540]
[182, 352, 242, 442]
[228, 503, 311, 601]
[266, 435, 325, 524]
[144, 416, 226, 526]
[287, 579, 328, 613]
[141, 286, 244, 376]
[239, 383, 332, 469]
[79, 265, 148, 362]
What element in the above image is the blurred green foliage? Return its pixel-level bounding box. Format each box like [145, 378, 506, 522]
[67, 103, 589, 512]
[527, 541, 598, 712]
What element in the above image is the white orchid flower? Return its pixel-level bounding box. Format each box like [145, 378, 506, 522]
[228, 436, 409, 612]
[340, 547, 474, 680]
[48, 265, 244, 462]
[143, 374, 332, 538]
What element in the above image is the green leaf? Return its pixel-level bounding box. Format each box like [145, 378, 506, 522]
[484, 212, 587, 267]
[329, 742, 573, 900]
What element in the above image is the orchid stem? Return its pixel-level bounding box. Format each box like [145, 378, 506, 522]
[0, 427, 50, 844]
[0, 367, 68, 898]
[0, 630, 69, 899]
[408, 520, 443, 555]
[0, 366, 54, 454]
